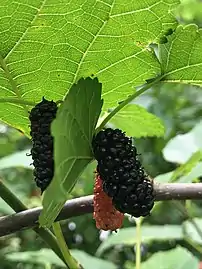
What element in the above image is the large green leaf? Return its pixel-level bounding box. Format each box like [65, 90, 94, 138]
[39, 77, 102, 227]
[97, 225, 183, 255]
[110, 104, 165, 138]
[140, 247, 198, 269]
[0, 0, 180, 134]
[74, 160, 96, 196]
[160, 24, 202, 86]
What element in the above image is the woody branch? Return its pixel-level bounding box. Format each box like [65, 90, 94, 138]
[1, 182, 202, 237]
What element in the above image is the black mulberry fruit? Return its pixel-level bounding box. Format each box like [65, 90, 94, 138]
[92, 128, 155, 218]
[29, 97, 58, 192]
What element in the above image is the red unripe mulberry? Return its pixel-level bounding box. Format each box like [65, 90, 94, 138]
[93, 172, 124, 231]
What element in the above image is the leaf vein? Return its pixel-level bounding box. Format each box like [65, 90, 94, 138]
[72, 1, 115, 84]
[5, 0, 47, 59]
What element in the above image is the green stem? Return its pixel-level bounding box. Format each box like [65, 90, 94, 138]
[96, 74, 165, 133]
[0, 98, 36, 106]
[184, 237, 202, 256]
[174, 201, 202, 240]
[0, 180, 68, 266]
[0, 179, 27, 211]
[56, 100, 63, 105]
[135, 218, 142, 269]
[52, 222, 81, 269]
[45, 263, 52, 269]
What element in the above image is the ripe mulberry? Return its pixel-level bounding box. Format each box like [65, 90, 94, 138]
[93, 172, 124, 231]
[29, 97, 58, 192]
[92, 128, 155, 218]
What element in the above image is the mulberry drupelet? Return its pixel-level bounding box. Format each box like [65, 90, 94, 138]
[93, 171, 124, 231]
[29, 97, 58, 192]
[92, 128, 155, 218]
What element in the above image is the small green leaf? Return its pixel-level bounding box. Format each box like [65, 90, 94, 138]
[39, 77, 103, 227]
[6, 249, 116, 269]
[160, 24, 202, 86]
[155, 162, 202, 183]
[97, 225, 183, 255]
[188, 162, 202, 183]
[163, 120, 202, 164]
[154, 171, 174, 183]
[140, 247, 198, 269]
[155, 161, 202, 183]
[0, 137, 15, 157]
[171, 151, 202, 182]
[176, 0, 202, 23]
[71, 250, 116, 269]
[0, 198, 15, 214]
[5, 249, 66, 267]
[0, 149, 32, 170]
[109, 104, 165, 138]
[183, 218, 202, 244]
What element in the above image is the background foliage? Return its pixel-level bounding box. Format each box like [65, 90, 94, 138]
[1, 0, 202, 268]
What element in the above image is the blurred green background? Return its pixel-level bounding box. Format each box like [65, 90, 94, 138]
[1, 0, 202, 268]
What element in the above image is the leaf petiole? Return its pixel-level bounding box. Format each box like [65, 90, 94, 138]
[52, 222, 82, 269]
[96, 74, 165, 133]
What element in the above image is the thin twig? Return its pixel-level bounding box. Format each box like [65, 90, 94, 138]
[1, 183, 202, 237]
